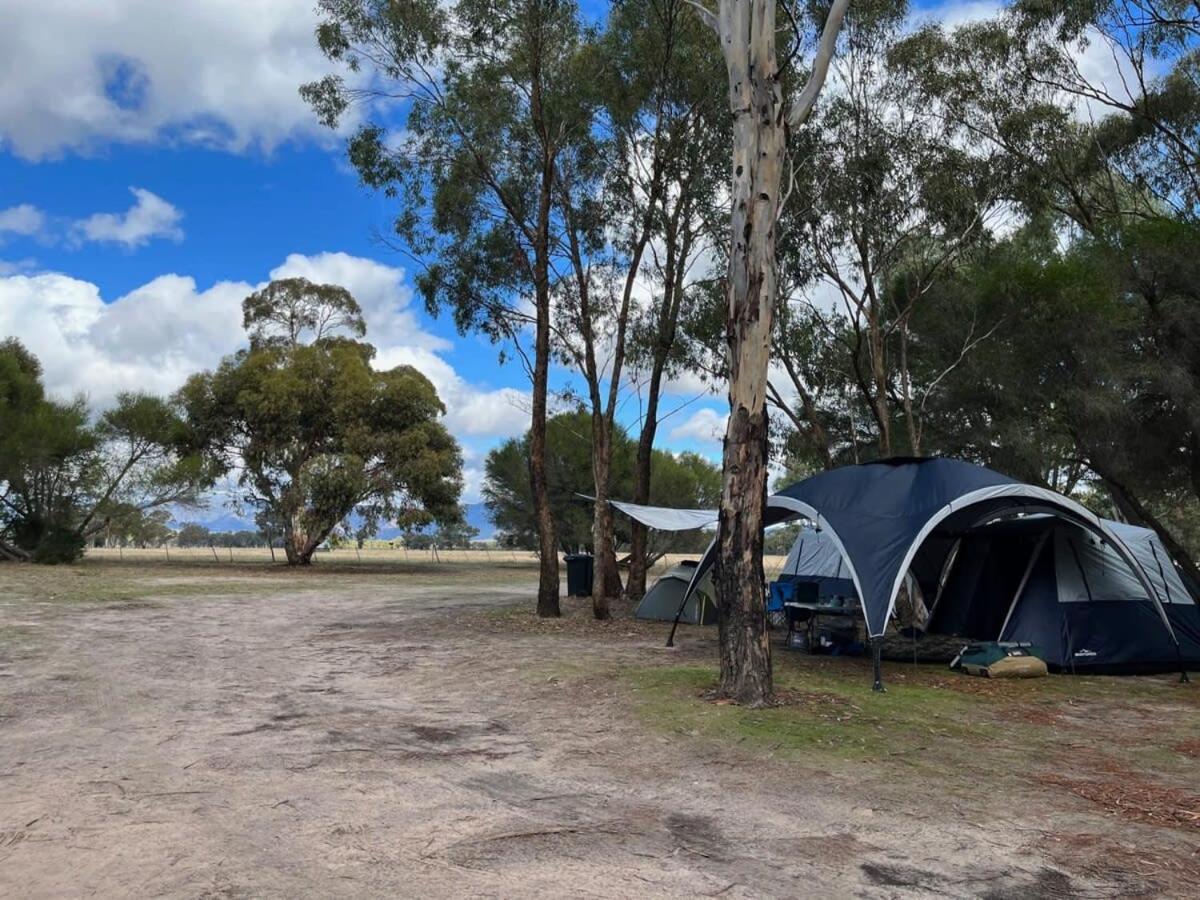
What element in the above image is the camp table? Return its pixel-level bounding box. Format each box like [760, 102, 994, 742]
[782, 588, 863, 652]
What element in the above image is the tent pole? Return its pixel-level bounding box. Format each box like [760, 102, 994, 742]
[871, 639, 885, 692]
[927, 537, 961, 625]
[667, 538, 717, 647]
[665, 587, 690, 647]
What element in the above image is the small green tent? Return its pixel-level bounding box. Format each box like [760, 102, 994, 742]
[635, 561, 717, 625]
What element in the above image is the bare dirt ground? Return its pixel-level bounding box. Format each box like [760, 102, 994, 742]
[1, 559, 1197, 898]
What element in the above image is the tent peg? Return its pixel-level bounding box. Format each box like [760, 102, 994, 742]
[871, 639, 885, 693]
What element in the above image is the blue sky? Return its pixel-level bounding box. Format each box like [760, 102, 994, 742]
[0, 0, 987, 515]
[0, 0, 743, 515]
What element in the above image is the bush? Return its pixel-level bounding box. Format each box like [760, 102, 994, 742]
[29, 527, 86, 565]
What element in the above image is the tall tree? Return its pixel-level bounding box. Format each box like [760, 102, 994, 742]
[759, 1, 1007, 464]
[548, 0, 729, 616]
[685, 0, 849, 705]
[552, 117, 630, 618]
[602, 0, 729, 603]
[303, 0, 596, 617]
[179, 282, 462, 566]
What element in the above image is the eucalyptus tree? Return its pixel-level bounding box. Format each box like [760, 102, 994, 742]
[605, 0, 729, 604]
[547, 0, 729, 613]
[303, 0, 595, 616]
[0, 340, 207, 563]
[179, 282, 462, 566]
[766, 1, 1008, 463]
[680, 0, 849, 704]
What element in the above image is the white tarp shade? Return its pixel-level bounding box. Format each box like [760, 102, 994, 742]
[606, 499, 718, 532]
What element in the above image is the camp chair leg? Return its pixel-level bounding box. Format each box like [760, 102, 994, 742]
[871, 639, 885, 693]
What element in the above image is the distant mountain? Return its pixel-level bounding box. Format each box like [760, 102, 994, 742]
[170, 510, 256, 533]
[369, 502, 495, 541]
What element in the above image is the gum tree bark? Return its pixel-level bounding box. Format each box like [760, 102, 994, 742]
[531, 134, 561, 619]
[690, 0, 849, 705]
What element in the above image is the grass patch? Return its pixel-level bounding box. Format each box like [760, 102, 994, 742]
[625, 662, 999, 766]
[623, 653, 1200, 794]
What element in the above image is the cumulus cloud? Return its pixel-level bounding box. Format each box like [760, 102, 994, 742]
[70, 187, 184, 248]
[0, 0, 353, 159]
[668, 407, 728, 446]
[0, 270, 247, 402]
[0, 252, 531, 446]
[0, 204, 46, 240]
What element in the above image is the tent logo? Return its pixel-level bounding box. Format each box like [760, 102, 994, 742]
[1073, 649, 1098, 658]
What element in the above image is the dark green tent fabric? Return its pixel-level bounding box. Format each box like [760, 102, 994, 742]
[636, 563, 716, 625]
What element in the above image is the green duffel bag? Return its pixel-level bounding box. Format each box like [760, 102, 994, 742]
[951, 641, 1048, 678]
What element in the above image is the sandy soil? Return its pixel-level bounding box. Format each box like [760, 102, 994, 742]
[1, 568, 1196, 898]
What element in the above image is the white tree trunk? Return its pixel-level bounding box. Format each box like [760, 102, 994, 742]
[695, 0, 849, 705]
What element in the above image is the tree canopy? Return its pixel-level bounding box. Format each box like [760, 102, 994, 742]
[179, 280, 463, 566]
[483, 409, 719, 556]
[0, 339, 208, 563]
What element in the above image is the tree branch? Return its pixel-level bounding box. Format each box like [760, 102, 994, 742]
[682, 0, 719, 34]
[787, 0, 851, 129]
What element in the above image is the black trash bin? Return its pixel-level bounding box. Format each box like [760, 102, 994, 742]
[564, 553, 594, 597]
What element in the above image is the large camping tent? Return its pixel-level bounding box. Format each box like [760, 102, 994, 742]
[672, 458, 1197, 683]
[634, 561, 717, 625]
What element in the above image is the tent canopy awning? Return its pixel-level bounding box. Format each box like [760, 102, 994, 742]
[677, 458, 1178, 642]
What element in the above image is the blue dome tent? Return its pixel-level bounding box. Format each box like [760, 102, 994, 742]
[668, 458, 1195, 688]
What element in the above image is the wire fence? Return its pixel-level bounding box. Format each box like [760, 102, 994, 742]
[84, 546, 790, 575]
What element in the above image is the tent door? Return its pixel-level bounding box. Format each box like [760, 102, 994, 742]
[998, 531, 1051, 641]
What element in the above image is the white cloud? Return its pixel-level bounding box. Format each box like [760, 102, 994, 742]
[0, 258, 38, 276]
[668, 407, 728, 446]
[0, 270, 248, 402]
[70, 187, 184, 249]
[374, 344, 530, 440]
[0, 0, 354, 160]
[0, 253, 531, 446]
[270, 252, 449, 354]
[0, 204, 46, 240]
